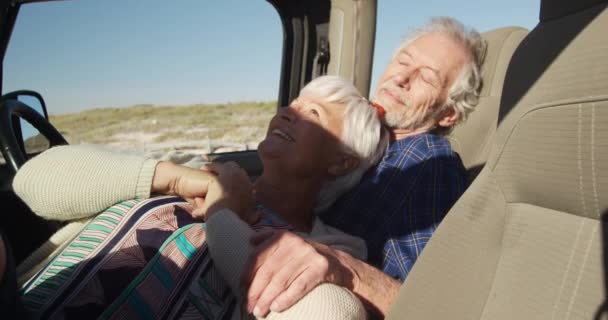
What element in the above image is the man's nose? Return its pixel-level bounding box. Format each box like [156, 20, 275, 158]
[393, 71, 412, 91]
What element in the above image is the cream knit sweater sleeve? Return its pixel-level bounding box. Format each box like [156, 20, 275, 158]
[206, 210, 366, 320]
[12, 144, 159, 221]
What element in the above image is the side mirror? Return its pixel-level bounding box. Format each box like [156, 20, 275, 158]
[1, 90, 52, 160]
[2, 90, 48, 118]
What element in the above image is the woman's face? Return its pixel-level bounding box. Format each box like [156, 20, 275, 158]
[258, 93, 346, 177]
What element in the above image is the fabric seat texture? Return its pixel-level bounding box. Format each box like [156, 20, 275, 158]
[448, 26, 527, 182]
[387, 1, 608, 319]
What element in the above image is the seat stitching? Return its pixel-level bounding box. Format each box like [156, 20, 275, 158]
[551, 219, 586, 320]
[564, 224, 599, 319]
[591, 103, 600, 219]
[488, 95, 608, 171]
[578, 104, 588, 216]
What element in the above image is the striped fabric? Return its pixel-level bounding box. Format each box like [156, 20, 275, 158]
[21, 198, 144, 312]
[21, 197, 296, 320]
[20, 196, 237, 319]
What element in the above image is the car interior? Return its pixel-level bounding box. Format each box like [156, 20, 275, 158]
[0, 0, 607, 318]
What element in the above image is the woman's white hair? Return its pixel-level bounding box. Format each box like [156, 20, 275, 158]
[299, 75, 389, 213]
[393, 16, 486, 130]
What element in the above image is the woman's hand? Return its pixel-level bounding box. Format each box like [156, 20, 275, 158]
[192, 162, 258, 224]
[151, 161, 215, 203]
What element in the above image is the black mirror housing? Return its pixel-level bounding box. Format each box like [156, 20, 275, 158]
[2, 90, 48, 119]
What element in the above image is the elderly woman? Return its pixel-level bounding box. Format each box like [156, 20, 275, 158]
[12, 76, 388, 319]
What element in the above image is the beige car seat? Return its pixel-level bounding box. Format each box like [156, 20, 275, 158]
[387, 0, 608, 319]
[448, 26, 527, 182]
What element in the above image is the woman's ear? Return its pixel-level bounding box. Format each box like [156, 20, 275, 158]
[328, 153, 360, 177]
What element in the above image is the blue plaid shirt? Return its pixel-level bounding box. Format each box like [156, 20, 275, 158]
[321, 133, 467, 281]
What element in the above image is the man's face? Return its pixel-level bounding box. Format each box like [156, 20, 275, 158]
[374, 33, 469, 129]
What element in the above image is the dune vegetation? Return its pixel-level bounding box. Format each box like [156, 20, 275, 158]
[47, 101, 277, 153]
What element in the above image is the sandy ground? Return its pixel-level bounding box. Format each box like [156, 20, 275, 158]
[0, 131, 261, 166]
[105, 129, 261, 155]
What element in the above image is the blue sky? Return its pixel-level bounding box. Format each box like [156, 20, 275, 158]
[4, 0, 539, 115]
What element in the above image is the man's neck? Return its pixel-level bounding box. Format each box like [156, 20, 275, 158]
[390, 127, 429, 141]
[253, 171, 321, 232]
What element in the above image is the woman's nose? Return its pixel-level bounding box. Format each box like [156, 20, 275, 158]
[279, 106, 296, 122]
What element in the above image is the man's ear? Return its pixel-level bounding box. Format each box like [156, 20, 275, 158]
[328, 152, 360, 177]
[437, 108, 460, 128]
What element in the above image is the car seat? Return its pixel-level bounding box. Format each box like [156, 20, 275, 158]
[387, 0, 608, 318]
[448, 26, 527, 182]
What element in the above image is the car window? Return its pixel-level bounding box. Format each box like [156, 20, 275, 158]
[3, 0, 282, 156]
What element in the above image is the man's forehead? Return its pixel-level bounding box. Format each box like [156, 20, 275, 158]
[398, 33, 468, 74]
[401, 34, 446, 55]
[398, 43, 442, 72]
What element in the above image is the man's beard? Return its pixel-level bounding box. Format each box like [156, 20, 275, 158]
[375, 81, 436, 130]
[375, 82, 414, 129]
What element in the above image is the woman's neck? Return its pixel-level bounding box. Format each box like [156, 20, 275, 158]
[253, 171, 322, 233]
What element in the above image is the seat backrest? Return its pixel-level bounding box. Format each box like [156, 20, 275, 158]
[388, 1, 608, 319]
[448, 26, 527, 182]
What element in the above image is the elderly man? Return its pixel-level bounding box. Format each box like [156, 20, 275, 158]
[243, 16, 485, 318]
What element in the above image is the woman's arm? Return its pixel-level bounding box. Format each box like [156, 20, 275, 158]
[13, 145, 158, 220]
[13, 145, 215, 221]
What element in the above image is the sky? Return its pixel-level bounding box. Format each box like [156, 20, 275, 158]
[3, 0, 539, 115]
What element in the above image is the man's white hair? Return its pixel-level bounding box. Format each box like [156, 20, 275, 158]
[392, 16, 486, 130]
[299, 75, 389, 213]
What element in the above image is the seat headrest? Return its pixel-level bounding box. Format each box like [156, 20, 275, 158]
[540, 0, 607, 22]
[478, 27, 527, 98]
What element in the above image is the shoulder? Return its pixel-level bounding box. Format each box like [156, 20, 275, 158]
[371, 133, 466, 191]
[382, 133, 457, 167]
[307, 218, 367, 261]
[392, 133, 455, 156]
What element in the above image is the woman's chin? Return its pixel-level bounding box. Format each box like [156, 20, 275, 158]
[258, 138, 285, 159]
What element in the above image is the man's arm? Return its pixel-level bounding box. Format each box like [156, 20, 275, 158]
[203, 172, 365, 320]
[244, 231, 400, 318]
[334, 245, 401, 316]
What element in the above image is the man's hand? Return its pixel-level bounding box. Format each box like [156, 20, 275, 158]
[191, 162, 258, 224]
[243, 231, 356, 318]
